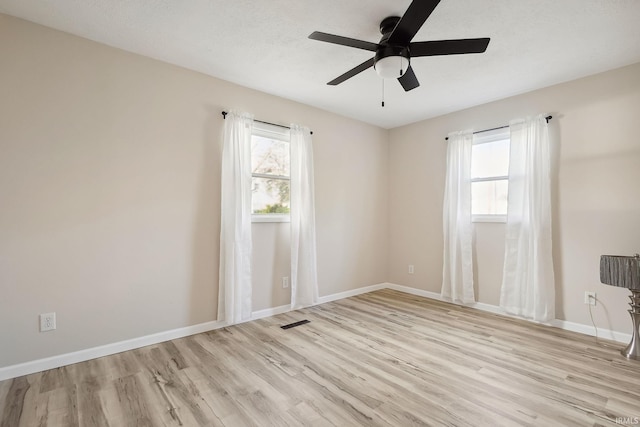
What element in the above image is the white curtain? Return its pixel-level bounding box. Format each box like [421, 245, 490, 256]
[500, 115, 555, 322]
[442, 130, 475, 304]
[289, 124, 319, 310]
[218, 111, 254, 324]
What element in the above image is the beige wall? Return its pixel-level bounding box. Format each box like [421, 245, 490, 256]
[0, 15, 389, 368]
[2, 11, 638, 370]
[251, 223, 291, 312]
[389, 62, 640, 335]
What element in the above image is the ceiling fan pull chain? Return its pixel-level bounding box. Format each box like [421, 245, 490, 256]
[400, 56, 404, 76]
[382, 79, 385, 107]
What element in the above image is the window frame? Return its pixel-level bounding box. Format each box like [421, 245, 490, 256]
[250, 122, 291, 223]
[471, 128, 510, 223]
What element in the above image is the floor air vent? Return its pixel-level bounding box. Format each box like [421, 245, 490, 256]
[280, 320, 310, 330]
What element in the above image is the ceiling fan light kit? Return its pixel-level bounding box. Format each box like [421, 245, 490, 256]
[309, 0, 490, 93]
[374, 45, 410, 79]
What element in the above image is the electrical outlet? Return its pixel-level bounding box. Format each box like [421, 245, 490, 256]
[282, 277, 289, 289]
[408, 265, 414, 274]
[40, 312, 56, 332]
[584, 292, 596, 306]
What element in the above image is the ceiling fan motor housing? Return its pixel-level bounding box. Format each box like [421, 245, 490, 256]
[379, 16, 401, 43]
[374, 16, 410, 78]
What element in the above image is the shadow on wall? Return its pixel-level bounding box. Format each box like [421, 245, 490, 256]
[189, 105, 224, 324]
[594, 297, 616, 338]
[471, 229, 478, 300]
[272, 223, 290, 308]
[549, 114, 565, 320]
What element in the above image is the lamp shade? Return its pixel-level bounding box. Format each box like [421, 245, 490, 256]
[375, 55, 410, 79]
[600, 254, 640, 290]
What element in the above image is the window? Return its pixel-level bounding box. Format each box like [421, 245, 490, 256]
[471, 128, 510, 222]
[251, 122, 290, 222]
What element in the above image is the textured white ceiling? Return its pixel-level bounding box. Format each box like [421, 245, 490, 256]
[1, 0, 640, 128]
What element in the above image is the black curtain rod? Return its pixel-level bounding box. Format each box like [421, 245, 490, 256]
[221, 111, 313, 135]
[444, 115, 552, 141]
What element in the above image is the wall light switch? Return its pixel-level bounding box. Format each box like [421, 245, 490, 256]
[408, 265, 414, 274]
[282, 277, 289, 288]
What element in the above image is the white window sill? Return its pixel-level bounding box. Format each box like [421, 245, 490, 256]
[252, 214, 291, 223]
[472, 214, 507, 223]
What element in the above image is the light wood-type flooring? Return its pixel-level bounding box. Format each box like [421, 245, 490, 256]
[2, 289, 640, 426]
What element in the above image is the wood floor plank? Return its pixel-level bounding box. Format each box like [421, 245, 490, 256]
[1, 377, 29, 427]
[144, 346, 218, 426]
[2, 289, 640, 426]
[77, 377, 109, 427]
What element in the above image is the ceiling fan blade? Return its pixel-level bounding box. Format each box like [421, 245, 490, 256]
[410, 38, 490, 56]
[327, 58, 375, 85]
[309, 31, 378, 52]
[398, 66, 420, 91]
[388, 0, 441, 45]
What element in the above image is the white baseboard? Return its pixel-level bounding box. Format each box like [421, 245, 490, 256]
[1, 282, 631, 381]
[317, 283, 388, 304]
[251, 283, 388, 320]
[251, 304, 292, 320]
[0, 283, 388, 381]
[251, 283, 390, 321]
[385, 283, 503, 314]
[0, 319, 226, 382]
[549, 319, 632, 343]
[385, 283, 632, 344]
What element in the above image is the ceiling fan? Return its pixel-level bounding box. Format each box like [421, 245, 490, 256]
[308, 0, 490, 92]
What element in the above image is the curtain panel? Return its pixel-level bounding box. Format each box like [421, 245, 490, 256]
[500, 115, 555, 322]
[289, 124, 319, 309]
[442, 130, 475, 304]
[218, 111, 254, 324]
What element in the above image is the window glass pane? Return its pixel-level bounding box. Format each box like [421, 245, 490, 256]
[252, 177, 290, 214]
[472, 179, 508, 215]
[251, 136, 289, 176]
[471, 138, 510, 179]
